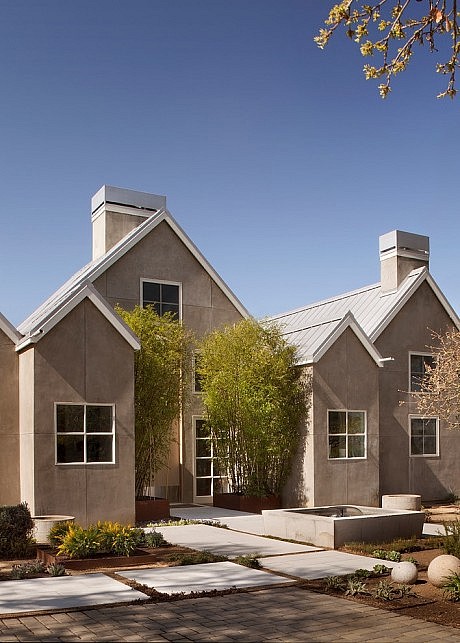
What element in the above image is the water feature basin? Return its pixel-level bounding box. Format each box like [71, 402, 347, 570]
[262, 505, 425, 548]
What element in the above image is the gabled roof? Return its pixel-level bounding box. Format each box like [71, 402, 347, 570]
[19, 209, 249, 336]
[269, 267, 460, 365]
[16, 282, 141, 352]
[282, 311, 383, 366]
[0, 311, 22, 345]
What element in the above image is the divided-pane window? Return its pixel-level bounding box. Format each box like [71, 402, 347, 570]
[194, 418, 226, 497]
[328, 410, 366, 459]
[142, 281, 180, 318]
[410, 417, 438, 456]
[56, 404, 114, 464]
[410, 353, 435, 392]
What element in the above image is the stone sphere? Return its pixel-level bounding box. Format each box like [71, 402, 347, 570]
[390, 561, 418, 585]
[427, 555, 460, 587]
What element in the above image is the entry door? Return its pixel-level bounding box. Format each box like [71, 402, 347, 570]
[193, 417, 227, 503]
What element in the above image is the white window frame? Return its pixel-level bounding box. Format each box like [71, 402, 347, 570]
[409, 352, 435, 393]
[55, 402, 116, 465]
[409, 415, 439, 457]
[193, 415, 227, 501]
[140, 278, 182, 321]
[327, 409, 367, 460]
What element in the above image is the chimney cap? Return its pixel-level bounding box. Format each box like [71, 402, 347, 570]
[91, 185, 166, 215]
[379, 230, 429, 260]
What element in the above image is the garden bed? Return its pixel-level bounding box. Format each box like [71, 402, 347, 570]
[301, 545, 460, 629]
[35, 545, 195, 571]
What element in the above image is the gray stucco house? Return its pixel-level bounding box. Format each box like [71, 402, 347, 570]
[275, 230, 460, 507]
[0, 187, 458, 524]
[0, 186, 247, 525]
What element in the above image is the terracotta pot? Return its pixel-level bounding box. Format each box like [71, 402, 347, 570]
[135, 497, 170, 522]
[213, 493, 281, 514]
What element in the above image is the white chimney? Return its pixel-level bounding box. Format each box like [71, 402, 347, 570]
[91, 186, 166, 260]
[379, 230, 429, 293]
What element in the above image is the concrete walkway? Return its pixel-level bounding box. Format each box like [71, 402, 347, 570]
[152, 523, 321, 557]
[0, 505, 456, 641]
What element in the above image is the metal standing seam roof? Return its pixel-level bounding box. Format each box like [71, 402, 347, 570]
[18, 208, 250, 337]
[267, 268, 460, 365]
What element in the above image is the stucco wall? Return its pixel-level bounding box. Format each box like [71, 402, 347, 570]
[92, 219, 244, 503]
[0, 329, 20, 505]
[282, 367, 314, 507]
[376, 280, 458, 501]
[21, 299, 136, 526]
[309, 328, 380, 507]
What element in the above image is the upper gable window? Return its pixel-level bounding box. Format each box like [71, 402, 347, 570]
[410, 353, 435, 392]
[56, 404, 115, 464]
[141, 280, 181, 319]
[328, 410, 366, 459]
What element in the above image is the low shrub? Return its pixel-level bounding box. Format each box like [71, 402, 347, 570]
[372, 580, 414, 600]
[55, 521, 143, 559]
[48, 521, 74, 548]
[10, 560, 46, 579]
[143, 530, 168, 548]
[324, 576, 346, 591]
[443, 521, 460, 558]
[372, 549, 401, 562]
[46, 563, 67, 577]
[168, 550, 227, 566]
[345, 578, 367, 596]
[343, 536, 441, 556]
[442, 572, 460, 602]
[233, 554, 261, 569]
[372, 580, 395, 600]
[351, 568, 372, 578]
[0, 503, 34, 557]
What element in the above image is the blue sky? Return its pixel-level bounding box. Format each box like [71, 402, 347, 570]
[0, 1, 458, 325]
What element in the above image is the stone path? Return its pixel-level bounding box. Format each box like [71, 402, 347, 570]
[1, 586, 458, 641]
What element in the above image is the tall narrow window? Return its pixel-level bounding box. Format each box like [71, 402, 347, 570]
[56, 404, 115, 464]
[194, 418, 227, 498]
[141, 280, 181, 318]
[410, 417, 439, 456]
[328, 410, 366, 459]
[410, 353, 435, 392]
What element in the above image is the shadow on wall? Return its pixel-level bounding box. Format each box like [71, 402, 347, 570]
[281, 412, 311, 508]
[409, 455, 452, 503]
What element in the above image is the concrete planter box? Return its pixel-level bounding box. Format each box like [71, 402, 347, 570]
[33, 515, 75, 544]
[213, 493, 281, 514]
[135, 497, 170, 522]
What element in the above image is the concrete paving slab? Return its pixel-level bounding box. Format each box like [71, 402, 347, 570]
[169, 505, 266, 535]
[260, 550, 397, 580]
[423, 522, 445, 536]
[118, 560, 292, 595]
[0, 573, 148, 615]
[150, 523, 321, 557]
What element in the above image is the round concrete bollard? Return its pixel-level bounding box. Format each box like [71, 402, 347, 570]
[381, 494, 422, 511]
[390, 561, 418, 585]
[427, 554, 460, 587]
